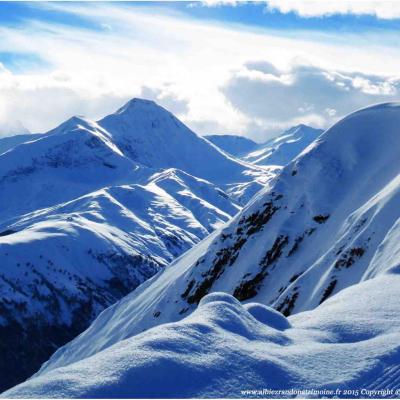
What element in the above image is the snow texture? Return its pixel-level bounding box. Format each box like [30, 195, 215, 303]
[5, 275, 400, 398]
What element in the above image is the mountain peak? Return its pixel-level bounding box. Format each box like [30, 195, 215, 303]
[115, 98, 160, 115]
[284, 123, 319, 136]
[46, 115, 91, 136]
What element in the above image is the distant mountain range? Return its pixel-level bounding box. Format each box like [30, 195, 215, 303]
[206, 124, 323, 166]
[244, 124, 323, 166]
[0, 98, 276, 392]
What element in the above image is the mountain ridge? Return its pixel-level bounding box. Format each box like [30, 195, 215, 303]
[244, 124, 323, 166]
[204, 134, 259, 157]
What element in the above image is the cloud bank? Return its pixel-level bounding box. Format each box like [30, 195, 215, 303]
[203, 0, 400, 19]
[222, 62, 400, 136]
[265, 0, 400, 19]
[0, 3, 399, 140]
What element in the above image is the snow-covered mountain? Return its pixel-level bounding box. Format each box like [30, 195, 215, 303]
[0, 133, 44, 155]
[244, 124, 323, 166]
[0, 99, 273, 392]
[16, 102, 400, 397]
[98, 99, 267, 189]
[205, 134, 259, 157]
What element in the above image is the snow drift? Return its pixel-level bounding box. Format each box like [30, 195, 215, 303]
[5, 274, 400, 398]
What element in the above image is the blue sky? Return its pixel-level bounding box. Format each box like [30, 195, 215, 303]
[2, 2, 400, 35]
[0, 1, 400, 139]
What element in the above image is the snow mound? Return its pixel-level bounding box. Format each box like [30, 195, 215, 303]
[5, 275, 400, 398]
[244, 303, 291, 330]
[198, 291, 241, 306]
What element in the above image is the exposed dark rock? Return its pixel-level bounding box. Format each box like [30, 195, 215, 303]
[233, 271, 265, 302]
[181, 279, 195, 299]
[334, 247, 365, 270]
[288, 235, 304, 257]
[313, 214, 330, 224]
[289, 272, 303, 283]
[277, 291, 299, 317]
[221, 233, 232, 241]
[320, 279, 338, 304]
[0, 229, 16, 237]
[0, 249, 162, 392]
[260, 235, 289, 268]
[181, 196, 284, 305]
[233, 235, 289, 301]
[184, 248, 232, 305]
[241, 200, 280, 236]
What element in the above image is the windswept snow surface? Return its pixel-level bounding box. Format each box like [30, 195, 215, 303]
[5, 275, 400, 398]
[244, 124, 323, 166]
[0, 98, 273, 392]
[28, 103, 400, 395]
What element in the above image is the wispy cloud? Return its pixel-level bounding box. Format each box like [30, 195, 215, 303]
[0, 2, 399, 139]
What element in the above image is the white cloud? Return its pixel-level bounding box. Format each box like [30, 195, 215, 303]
[222, 63, 400, 139]
[139, 86, 190, 116]
[265, 0, 400, 19]
[202, 0, 400, 19]
[0, 3, 399, 139]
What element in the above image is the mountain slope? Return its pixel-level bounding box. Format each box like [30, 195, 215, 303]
[0, 98, 270, 392]
[33, 102, 400, 380]
[0, 173, 240, 389]
[204, 134, 259, 157]
[0, 116, 141, 221]
[0, 133, 45, 156]
[244, 124, 323, 166]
